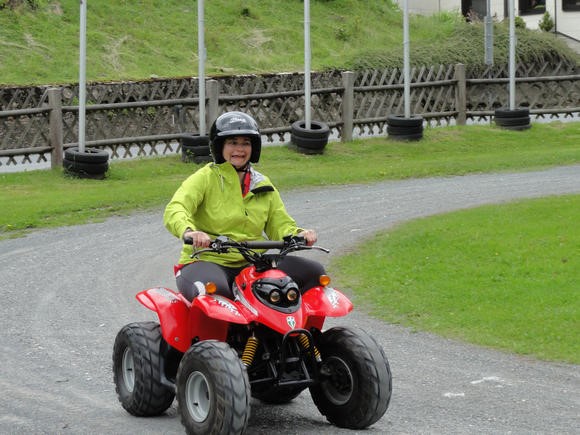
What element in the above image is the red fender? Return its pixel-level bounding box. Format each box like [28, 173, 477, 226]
[302, 286, 354, 318]
[136, 287, 192, 353]
[188, 295, 252, 342]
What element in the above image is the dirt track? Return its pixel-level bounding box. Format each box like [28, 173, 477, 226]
[1, 165, 579, 434]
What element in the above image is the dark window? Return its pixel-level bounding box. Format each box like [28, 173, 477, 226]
[520, 0, 545, 14]
[563, 0, 580, 11]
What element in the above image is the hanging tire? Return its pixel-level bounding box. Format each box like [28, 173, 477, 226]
[112, 322, 176, 417]
[181, 134, 211, 163]
[64, 146, 109, 164]
[310, 327, 392, 429]
[177, 340, 250, 435]
[290, 120, 330, 155]
[387, 115, 424, 141]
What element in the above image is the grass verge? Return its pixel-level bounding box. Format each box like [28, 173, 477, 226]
[332, 195, 580, 364]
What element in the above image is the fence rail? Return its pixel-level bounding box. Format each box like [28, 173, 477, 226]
[1, 62, 578, 171]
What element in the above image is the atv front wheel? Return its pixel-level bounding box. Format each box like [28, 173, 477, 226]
[112, 321, 175, 416]
[310, 327, 392, 429]
[177, 340, 251, 435]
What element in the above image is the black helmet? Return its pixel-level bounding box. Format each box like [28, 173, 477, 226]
[209, 111, 261, 164]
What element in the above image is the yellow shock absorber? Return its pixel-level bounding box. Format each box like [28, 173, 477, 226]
[241, 335, 259, 367]
[298, 333, 322, 362]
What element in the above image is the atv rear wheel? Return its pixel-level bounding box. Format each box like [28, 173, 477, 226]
[176, 340, 250, 435]
[112, 321, 175, 416]
[310, 327, 392, 429]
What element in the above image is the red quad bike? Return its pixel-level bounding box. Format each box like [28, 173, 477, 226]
[113, 236, 392, 434]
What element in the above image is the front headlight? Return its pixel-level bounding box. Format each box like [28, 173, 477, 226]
[252, 277, 301, 313]
[269, 290, 282, 303]
[287, 288, 299, 302]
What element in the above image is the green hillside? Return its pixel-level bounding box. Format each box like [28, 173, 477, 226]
[0, 0, 577, 86]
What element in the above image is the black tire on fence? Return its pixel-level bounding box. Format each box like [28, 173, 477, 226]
[386, 114, 424, 141]
[386, 114, 424, 128]
[62, 146, 110, 179]
[291, 120, 330, 139]
[64, 147, 109, 164]
[494, 108, 531, 130]
[494, 116, 531, 127]
[181, 134, 211, 163]
[494, 108, 530, 119]
[387, 125, 424, 135]
[63, 158, 109, 178]
[290, 120, 330, 155]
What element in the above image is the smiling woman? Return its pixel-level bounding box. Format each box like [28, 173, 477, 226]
[163, 111, 323, 303]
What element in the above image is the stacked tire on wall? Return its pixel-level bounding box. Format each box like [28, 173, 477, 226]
[290, 120, 330, 155]
[181, 134, 212, 164]
[386, 115, 424, 141]
[494, 108, 531, 130]
[63, 147, 110, 179]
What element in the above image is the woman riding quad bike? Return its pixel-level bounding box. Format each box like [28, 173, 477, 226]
[113, 112, 392, 433]
[113, 236, 392, 434]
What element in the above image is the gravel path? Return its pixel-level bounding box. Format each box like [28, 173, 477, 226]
[1, 165, 579, 434]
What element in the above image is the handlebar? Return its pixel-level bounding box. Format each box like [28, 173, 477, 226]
[184, 235, 329, 260]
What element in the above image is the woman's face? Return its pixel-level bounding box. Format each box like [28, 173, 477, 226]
[223, 136, 252, 169]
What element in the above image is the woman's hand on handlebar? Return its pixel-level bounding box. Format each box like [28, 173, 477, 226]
[183, 229, 211, 248]
[298, 229, 317, 246]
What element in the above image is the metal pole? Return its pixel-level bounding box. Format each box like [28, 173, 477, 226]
[508, 0, 516, 110]
[484, 0, 493, 65]
[198, 0, 206, 135]
[78, 0, 87, 152]
[304, 0, 311, 129]
[403, 0, 410, 118]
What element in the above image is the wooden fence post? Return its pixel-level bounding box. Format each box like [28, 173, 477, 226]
[341, 71, 354, 142]
[48, 88, 63, 169]
[455, 63, 466, 126]
[207, 79, 220, 132]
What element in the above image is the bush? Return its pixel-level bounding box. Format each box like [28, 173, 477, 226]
[538, 11, 554, 32]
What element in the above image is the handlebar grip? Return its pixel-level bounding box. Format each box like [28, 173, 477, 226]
[183, 236, 193, 245]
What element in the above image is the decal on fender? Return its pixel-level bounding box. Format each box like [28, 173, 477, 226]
[286, 316, 296, 329]
[324, 287, 340, 309]
[153, 287, 177, 302]
[213, 296, 241, 316]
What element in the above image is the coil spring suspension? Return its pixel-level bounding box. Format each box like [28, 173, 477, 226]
[298, 333, 322, 362]
[241, 335, 259, 367]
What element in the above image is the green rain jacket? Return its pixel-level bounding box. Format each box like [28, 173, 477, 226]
[164, 162, 303, 267]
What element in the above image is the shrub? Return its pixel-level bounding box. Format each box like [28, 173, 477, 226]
[538, 11, 554, 32]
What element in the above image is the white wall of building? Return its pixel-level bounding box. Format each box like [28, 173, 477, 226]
[394, 1, 579, 42]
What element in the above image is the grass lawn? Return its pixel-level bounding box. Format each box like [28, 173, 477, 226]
[333, 194, 580, 364]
